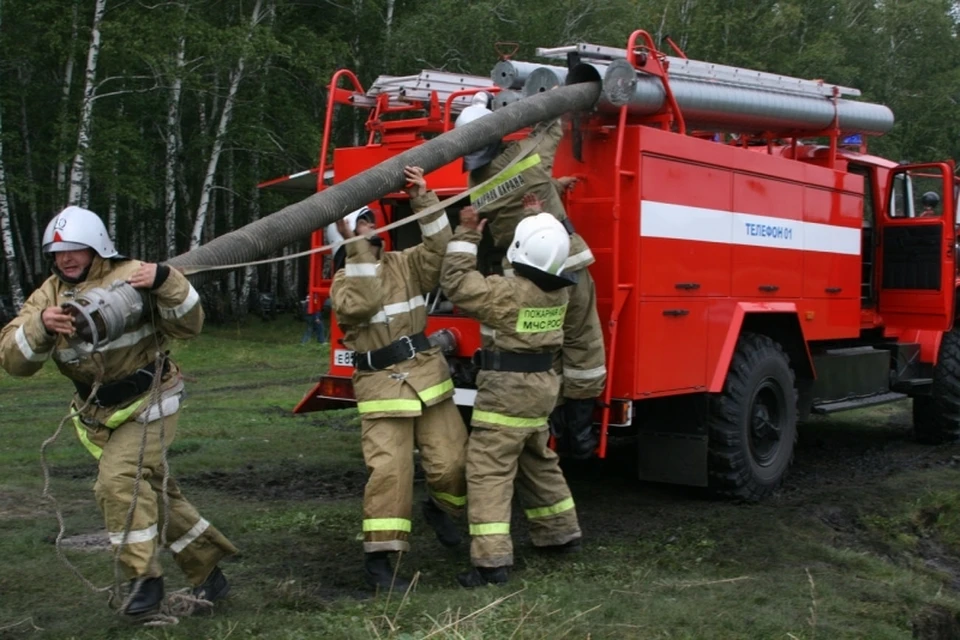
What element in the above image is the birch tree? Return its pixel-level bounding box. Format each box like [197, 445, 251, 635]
[67, 0, 107, 207]
[189, 0, 269, 250]
[0, 0, 25, 308]
[165, 31, 186, 258]
[56, 0, 80, 203]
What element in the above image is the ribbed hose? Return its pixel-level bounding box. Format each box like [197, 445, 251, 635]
[168, 81, 602, 284]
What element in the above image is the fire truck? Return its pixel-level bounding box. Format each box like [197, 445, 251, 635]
[263, 31, 960, 501]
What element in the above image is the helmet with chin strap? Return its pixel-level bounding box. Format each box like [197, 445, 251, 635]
[42, 206, 118, 258]
[507, 213, 570, 276]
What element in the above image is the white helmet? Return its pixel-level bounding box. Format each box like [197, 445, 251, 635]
[325, 206, 376, 247]
[42, 206, 118, 258]
[455, 93, 499, 171]
[456, 92, 493, 124]
[507, 213, 570, 276]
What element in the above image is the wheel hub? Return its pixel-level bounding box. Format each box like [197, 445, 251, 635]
[749, 380, 785, 466]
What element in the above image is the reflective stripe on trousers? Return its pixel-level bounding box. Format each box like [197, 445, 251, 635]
[525, 496, 575, 519]
[472, 410, 546, 428]
[469, 522, 510, 536]
[363, 518, 412, 533]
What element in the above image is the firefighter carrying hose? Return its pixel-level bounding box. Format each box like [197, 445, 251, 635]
[0, 206, 237, 616]
[454, 92, 606, 461]
[440, 206, 582, 588]
[330, 166, 468, 590]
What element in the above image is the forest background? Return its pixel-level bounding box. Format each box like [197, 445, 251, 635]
[1, 0, 959, 319]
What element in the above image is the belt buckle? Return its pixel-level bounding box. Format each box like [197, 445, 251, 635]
[398, 335, 417, 361]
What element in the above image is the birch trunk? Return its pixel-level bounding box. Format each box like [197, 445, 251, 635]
[0, 0, 24, 308]
[225, 150, 236, 314]
[165, 32, 186, 258]
[67, 0, 108, 207]
[189, 0, 265, 250]
[239, 166, 259, 314]
[56, 0, 80, 203]
[0, 107, 25, 308]
[17, 67, 42, 278]
[282, 244, 296, 308]
[384, 0, 395, 44]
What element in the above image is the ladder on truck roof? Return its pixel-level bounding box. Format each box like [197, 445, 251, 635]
[302, 68, 499, 315]
[354, 69, 496, 114]
[534, 42, 863, 99]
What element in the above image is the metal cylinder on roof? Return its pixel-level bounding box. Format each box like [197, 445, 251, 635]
[492, 90, 523, 110]
[568, 59, 895, 136]
[522, 66, 569, 97]
[491, 60, 566, 90]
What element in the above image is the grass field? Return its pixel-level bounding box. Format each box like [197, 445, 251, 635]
[3, 316, 960, 639]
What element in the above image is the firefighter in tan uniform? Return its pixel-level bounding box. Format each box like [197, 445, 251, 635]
[455, 94, 606, 460]
[440, 207, 582, 588]
[0, 206, 237, 616]
[331, 166, 468, 590]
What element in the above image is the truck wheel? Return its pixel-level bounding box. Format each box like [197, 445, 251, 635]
[912, 327, 960, 444]
[707, 332, 798, 501]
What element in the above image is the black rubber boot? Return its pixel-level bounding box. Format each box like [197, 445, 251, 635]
[192, 566, 231, 603]
[565, 398, 598, 460]
[364, 552, 411, 591]
[457, 566, 509, 588]
[124, 576, 164, 616]
[422, 498, 462, 548]
[536, 538, 583, 555]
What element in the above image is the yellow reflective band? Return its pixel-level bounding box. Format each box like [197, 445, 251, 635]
[469, 153, 541, 210]
[472, 410, 546, 428]
[357, 398, 422, 414]
[104, 398, 145, 429]
[418, 379, 454, 403]
[363, 518, 412, 533]
[431, 489, 467, 507]
[72, 417, 103, 460]
[516, 305, 567, 333]
[525, 497, 575, 520]
[469, 522, 510, 536]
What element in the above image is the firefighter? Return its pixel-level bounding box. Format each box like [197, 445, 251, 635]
[440, 206, 583, 588]
[330, 166, 469, 590]
[919, 191, 941, 217]
[454, 92, 606, 461]
[0, 206, 237, 616]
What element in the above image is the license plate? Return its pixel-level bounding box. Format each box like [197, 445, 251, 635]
[334, 349, 355, 368]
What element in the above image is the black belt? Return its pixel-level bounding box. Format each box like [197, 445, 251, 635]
[73, 360, 169, 408]
[354, 332, 431, 371]
[472, 349, 555, 373]
[560, 218, 575, 235]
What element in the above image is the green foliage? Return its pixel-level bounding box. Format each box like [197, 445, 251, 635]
[1, 0, 959, 295]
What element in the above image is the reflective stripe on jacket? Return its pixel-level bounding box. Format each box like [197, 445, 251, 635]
[331, 192, 456, 419]
[439, 226, 568, 430]
[467, 118, 594, 272]
[0, 256, 202, 425]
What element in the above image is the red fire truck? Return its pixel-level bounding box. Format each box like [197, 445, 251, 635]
[267, 31, 960, 501]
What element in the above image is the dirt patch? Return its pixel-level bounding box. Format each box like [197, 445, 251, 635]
[48, 463, 97, 480]
[183, 464, 367, 501]
[56, 531, 111, 552]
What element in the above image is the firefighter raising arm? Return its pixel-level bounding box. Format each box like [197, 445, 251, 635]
[439, 206, 510, 325]
[330, 214, 385, 324]
[401, 166, 454, 295]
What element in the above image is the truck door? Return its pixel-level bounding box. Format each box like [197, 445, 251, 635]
[878, 162, 956, 330]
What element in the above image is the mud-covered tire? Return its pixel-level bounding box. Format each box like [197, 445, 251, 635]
[707, 332, 798, 501]
[912, 327, 960, 444]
